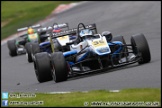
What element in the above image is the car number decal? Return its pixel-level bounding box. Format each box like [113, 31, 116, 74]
[92, 40, 107, 47]
[58, 36, 68, 41]
[28, 34, 38, 40]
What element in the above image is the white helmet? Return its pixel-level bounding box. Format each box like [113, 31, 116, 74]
[79, 29, 93, 38]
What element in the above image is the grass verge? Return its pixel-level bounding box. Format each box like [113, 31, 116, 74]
[5, 88, 161, 107]
[1, 1, 75, 40]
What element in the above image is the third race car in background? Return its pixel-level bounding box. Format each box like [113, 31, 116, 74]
[7, 24, 42, 57]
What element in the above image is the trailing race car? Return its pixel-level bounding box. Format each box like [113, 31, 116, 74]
[25, 23, 73, 63]
[34, 23, 151, 83]
[7, 24, 42, 57]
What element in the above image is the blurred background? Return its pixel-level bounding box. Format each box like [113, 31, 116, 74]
[1, 1, 76, 40]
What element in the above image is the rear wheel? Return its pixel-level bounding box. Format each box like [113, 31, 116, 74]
[34, 52, 52, 83]
[7, 39, 17, 57]
[25, 42, 33, 63]
[31, 43, 40, 61]
[131, 33, 151, 64]
[51, 52, 68, 82]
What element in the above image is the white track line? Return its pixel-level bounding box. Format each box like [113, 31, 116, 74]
[109, 90, 120, 92]
[45, 90, 120, 94]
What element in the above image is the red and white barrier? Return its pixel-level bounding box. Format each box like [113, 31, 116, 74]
[53, 3, 78, 14]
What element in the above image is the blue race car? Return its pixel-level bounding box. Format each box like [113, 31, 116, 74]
[25, 23, 74, 63]
[34, 23, 151, 83]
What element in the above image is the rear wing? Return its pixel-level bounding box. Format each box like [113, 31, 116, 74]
[53, 23, 69, 29]
[17, 24, 42, 32]
[37, 23, 69, 32]
[51, 23, 97, 38]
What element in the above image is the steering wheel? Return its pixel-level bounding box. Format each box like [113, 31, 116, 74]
[66, 23, 86, 45]
[76, 23, 86, 43]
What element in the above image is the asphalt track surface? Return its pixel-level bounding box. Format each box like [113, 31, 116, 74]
[1, 1, 161, 92]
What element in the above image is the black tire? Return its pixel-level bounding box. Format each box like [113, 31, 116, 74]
[51, 52, 68, 82]
[112, 35, 128, 57]
[34, 52, 52, 83]
[131, 33, 151, 64]
[25, 42, 33, 63]
[7, 39, 17, 57]
[31, 43, 40, 60]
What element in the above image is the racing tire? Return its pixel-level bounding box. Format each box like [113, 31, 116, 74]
[7, 39, 17, 57]
[51, 52, 68, 82]
[31, 43, 40, 61]
[131, 33, 151, 64]
[112, 35, 128, 57]
[25, 42, 33, 63]
[34, 52, 53, 83]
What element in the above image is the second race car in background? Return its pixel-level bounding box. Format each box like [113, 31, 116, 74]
[25, 22, 74, 63]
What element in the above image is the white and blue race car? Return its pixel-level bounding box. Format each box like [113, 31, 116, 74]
[34, 23, 151, 83]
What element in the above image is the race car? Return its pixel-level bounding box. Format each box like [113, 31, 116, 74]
[33, 23, 97, 82]
[7, 24, 42, 57]
[33, 23, 151, 83]
[25, 23, 73, 63]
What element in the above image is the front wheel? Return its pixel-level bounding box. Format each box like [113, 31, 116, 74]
[51, 52, 68, 82]
[34, 52, 52, 83]
[131, 33, 151, 64]
[7, 39, 17, 57]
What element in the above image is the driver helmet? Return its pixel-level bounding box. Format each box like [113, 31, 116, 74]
[102, 31, 113, 42]
[79, 29, 93, 40]
[28, 28, 35, 34]
[53, 25, 62, 33]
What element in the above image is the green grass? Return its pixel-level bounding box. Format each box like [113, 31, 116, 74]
[7, 88, 161, 107]
[1, 1, 75, 40]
